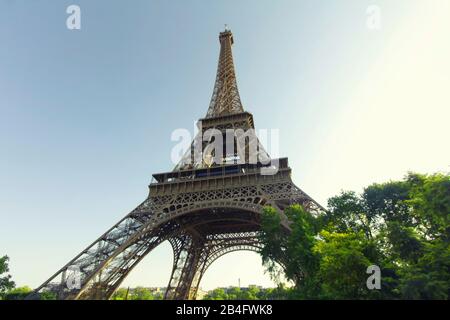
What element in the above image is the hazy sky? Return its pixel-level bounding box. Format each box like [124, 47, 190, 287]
[1, 0, 449, 290]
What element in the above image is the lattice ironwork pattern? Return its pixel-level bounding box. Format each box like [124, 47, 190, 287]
[28, 30, 324, 300]
[206, 29, 244, 118]
[29, 177, 322, 300]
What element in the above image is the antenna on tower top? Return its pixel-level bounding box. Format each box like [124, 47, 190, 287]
[224, 24, 229, 31]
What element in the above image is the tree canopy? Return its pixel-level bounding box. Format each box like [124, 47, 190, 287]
[0, 255, 15, 298]
[259, 172, 450, 299]
[2, 172, 447, 300]
[110, 287, 164, 300]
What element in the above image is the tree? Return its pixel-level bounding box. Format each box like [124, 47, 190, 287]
[40, 290, 57, 300]
[202, 286, 289, 300]
[203, 288, 227, 300]
[110, 287, 164, 300]
[3, 286, 32, 300]
[260, 205, 320, 297]
[0, 255, 15, 298]
[131, 287, 154, 300]
[406, 172, 450, 240]
[258, 172, 450, 299]
[241, 286, 260, 300]
[111, 288, 129, 300]
[257, 284, 293, 300]
[312, 231, 377, 299]
[326, 191, 371, 237]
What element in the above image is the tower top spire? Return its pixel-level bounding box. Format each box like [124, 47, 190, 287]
[205, 29, 244, 118]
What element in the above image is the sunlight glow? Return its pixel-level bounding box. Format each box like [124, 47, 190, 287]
[305, 1, 450, 204]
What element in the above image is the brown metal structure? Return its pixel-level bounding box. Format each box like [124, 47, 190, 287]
[28, 29, 323, 300]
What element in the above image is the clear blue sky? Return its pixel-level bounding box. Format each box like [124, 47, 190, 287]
[1, 0, 449, 290]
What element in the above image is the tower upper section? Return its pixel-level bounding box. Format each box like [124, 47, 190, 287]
[205, 30, 245, 118]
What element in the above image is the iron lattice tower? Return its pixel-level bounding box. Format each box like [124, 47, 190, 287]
[29, 30, 324, 300]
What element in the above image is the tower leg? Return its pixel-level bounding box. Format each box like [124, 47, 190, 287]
[165, 234, 209, 300]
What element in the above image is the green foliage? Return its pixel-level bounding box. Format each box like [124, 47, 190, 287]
[284, 205, 320, 281]
[259, 172, 450, 299]
[385, 221, 423, 262]
[0, 255, 15, 298]
[203, 288, 228, 300]
[363, 180, 411, 226]
[40, 290, 57, 300]
[313, 231, 377, 299]
[260, 205, 320, 296]
[406, 173, 450, 240]
[259, 206, 285, 281]
[326, 191, 371, 236]
[3, 286, 32, 300]
[397, 239, 450, 299]
[111, 288, 129, 300]
[110, 287, 163, 300]
[131, 286, 154, 300]
[202, 286, 292, 300]
[259, 284, 295, 300]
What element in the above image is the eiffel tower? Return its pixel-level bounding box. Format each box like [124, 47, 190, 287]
[29, 29, 323, 300]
